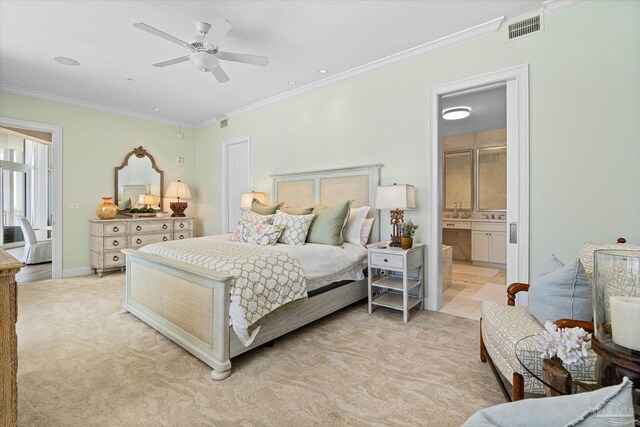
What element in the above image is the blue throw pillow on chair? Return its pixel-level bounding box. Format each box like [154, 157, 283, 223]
[528, 256, 592, 324]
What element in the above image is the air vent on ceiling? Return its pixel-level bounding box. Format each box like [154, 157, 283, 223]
[508, 13, 543, 40]
[220, 117, 228, 128]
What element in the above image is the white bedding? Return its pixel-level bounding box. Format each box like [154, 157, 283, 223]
[208, 234, 368, 292]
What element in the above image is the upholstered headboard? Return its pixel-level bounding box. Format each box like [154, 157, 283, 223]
[271, 164, 382, 243]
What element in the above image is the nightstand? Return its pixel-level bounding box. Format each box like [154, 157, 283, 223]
[367, 243, 425, 322]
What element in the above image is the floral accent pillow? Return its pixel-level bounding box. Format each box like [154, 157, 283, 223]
[239, 210, 274, 225]
[231, 223, 283, 246]
[273, 211, 315, 245]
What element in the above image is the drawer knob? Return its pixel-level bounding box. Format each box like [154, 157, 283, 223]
[162, 224, 168, 230]
[113, 226, 119, 232]
[136, 225, 142, 231]
[113, 240, 119, 247]
[179, 235, 184, 240]
[163, 236, 168, 241]
[180, 223, 185, 228]
[136, 238, 142, 244]
[113, 255, 119, 262]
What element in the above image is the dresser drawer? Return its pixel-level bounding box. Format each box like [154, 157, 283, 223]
[129, 220, 173, 234]
[103, 222, 128, 236]
[174, 219, 192, 231]
[442, 221, 471, 229]
[104, 252, 125, 267]
[129, 233, 172, 249]
[174, 231, 192, 241]
[472, 222, 506, 232]
[104, 236, 127, 251]
[370, 252, 404, 269]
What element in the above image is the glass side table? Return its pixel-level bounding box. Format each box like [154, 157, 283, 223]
[515, 334, 598, 397]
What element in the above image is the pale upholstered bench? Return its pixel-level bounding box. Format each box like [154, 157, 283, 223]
[479, 239, 638, 401]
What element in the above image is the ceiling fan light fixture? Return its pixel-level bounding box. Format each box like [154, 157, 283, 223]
[190, 51, 218, 72]
[442, 106, 471, 120]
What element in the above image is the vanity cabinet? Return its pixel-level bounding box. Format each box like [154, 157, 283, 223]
[90, 217, 193, 277]
[471, 222, 506, 265]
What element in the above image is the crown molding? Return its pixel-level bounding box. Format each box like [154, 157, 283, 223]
[223, 16, 505, 120]
[0, 84, 196, 128]
[192, 116, 219, 129]
[543, 0, 591, 13]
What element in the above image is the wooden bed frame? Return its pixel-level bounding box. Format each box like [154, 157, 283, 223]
[122, 164, 382, 380]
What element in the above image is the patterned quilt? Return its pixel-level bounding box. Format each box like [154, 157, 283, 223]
[139, 237, 308, 342]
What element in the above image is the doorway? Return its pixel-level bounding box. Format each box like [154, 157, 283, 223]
[221, 135, 251, 232]
[0, 118, 63, 280]
[426, 65, 530, 313]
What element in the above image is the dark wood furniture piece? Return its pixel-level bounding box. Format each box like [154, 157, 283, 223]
[1, 249, 23, 427]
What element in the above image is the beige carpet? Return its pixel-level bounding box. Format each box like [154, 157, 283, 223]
[16, 274, 503, 426]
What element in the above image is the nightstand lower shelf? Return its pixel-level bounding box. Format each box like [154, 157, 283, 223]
[371, 292, 422, 311]
[371, 275, 421, 292]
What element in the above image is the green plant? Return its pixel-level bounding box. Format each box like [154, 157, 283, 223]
[401, 220, 418, 238]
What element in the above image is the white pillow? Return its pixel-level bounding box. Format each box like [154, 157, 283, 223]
[273, 211, 315, 245]
[239, 210, 274, 225]
[343, 206, 370, 244]
[360, 218, 375, 246]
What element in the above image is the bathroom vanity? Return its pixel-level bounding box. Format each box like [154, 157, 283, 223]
[442, 218, 506, 267]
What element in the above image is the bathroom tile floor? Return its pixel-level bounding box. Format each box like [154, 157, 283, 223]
[439, 262, 506, 321]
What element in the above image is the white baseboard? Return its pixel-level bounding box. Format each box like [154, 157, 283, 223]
[62, 267, 93, 278]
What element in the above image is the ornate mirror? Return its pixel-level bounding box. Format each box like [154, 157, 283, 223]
[114, 146, 164, 210]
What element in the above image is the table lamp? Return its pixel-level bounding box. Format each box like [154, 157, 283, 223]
[240, 191, 267, 209]
[137, 194, 158, 209]
[375, 184, 416, 247]
[164, 180, 191, 217]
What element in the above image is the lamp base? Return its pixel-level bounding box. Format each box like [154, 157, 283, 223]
[389, 240, 402, 248]
[169, 202, 188, 217]
[389, 209, 405, 248]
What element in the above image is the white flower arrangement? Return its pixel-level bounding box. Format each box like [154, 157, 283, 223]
[534, 322, 592, 366]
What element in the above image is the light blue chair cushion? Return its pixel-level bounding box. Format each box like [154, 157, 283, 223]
[462, 378, 635, 427]
[528, 256, 592, 324]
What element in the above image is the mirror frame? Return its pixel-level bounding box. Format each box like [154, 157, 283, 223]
[476, 146, 507, 212]
[114, 146, 164, 207]
[443, 149, 474, 211]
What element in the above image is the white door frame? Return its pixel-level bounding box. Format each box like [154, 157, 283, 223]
[426, 64, 530, 310]
[0, 117, 63, 279]
[221, 135, 251, 233]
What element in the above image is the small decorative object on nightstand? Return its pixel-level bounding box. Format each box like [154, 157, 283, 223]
[164, 180, 191, 217]
[400, 220, 418, 250]
[368, 242, 424, 322]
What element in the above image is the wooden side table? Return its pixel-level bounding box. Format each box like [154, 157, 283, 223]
[1, 249, 23, 427]
[367, 243, 424, 322]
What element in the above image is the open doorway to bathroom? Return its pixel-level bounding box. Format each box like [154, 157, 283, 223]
[439, 85, 508, 320]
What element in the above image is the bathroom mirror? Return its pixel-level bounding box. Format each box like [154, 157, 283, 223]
[114, 146, 164, 210]
[477, 146, 507, 211]
[443, 150, 473, 211]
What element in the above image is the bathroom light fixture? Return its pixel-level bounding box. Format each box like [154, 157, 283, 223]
[442, 106, 471, 120]
[288, 81, 296, 85]
[52, 56, 79, 66]
[319, 69, 328, 74]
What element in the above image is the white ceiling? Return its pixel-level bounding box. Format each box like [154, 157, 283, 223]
[0, 1, 545, 126]
[440, 86, 506, 137]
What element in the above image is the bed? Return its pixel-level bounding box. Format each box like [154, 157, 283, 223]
[121, 164, 382, 380]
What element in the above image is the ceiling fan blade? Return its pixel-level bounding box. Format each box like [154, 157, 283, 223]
[216, 51, 269, 66]
[211, 65, 230, 83]
[152, 56, 190, 67]
[209, 18, 232, 40]
[134, 22, 195, 52]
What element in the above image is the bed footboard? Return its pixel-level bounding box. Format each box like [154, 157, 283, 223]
[121, 249, 235, 380]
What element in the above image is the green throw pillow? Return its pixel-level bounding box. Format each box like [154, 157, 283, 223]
[306, 200, 353, 246]
[280, 206, 314, 215]
[251, 198, 283, 215]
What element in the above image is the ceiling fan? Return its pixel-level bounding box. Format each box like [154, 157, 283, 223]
[134, 19, 268, 83]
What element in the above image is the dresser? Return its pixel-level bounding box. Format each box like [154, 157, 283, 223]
[89, 217, 194, 277]
[1, 249, 22, 427]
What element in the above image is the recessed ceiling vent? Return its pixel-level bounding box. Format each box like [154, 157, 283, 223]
[508, 13, 543, 40]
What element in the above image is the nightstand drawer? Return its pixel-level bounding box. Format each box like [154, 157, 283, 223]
[370, 253, 403, 269]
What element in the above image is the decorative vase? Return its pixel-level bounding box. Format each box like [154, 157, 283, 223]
[96, 197, 118, 219]
[401, 237, 413, 250]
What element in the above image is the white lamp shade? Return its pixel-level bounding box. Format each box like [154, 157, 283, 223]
[164, 181, 191, 199]
[241, 192, 267, 208]
[375, 184, 416, 210]
[143, 194, 156, 205]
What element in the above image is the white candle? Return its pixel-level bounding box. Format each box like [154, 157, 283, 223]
[610, 296, 640, 351]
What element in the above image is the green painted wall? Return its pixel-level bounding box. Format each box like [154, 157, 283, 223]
[0, 93, 197, 271]
[195, 1, 640, 273]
